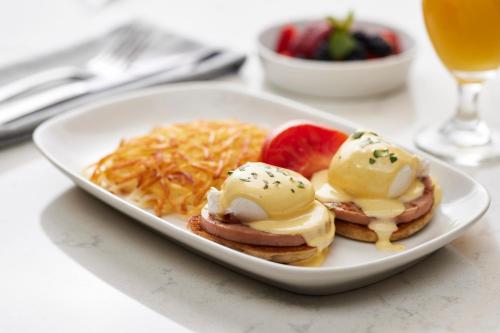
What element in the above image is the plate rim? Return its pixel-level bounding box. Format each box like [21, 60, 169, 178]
[33, 82, 491, 275]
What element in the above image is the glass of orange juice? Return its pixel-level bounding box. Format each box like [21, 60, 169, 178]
[416, 0, 500, 165]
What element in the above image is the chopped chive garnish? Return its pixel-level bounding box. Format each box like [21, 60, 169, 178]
[352, 131, 364, 139]
[389, 153, 398, 163]
[239, 178, 250, 182]
[276, 168, 288, 176]
[239, 167, 246, 171]
[250, 172, 258, 179]
[373, 149, 389, 158]
[297, 181, 305, 189]
[273, 180, 281, 187]
[265, 171, 274, 177]
[369, 158, 376, 164]
[289, 177, 295, 183]
[361, 137, 377, 148]
[291, 188, 296, 193]
[227, 170, 233, 175]
[263, 183, 269, 189]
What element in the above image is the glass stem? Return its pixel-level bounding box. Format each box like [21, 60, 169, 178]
[455, 81, 483, 123]
[439, 80, 492, 147]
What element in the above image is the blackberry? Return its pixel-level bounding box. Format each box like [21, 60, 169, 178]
[346, 42, 367, 61]
[352, 31, 370, 45]
[366, 36, 392, 57]
[312, 40, 331, 61]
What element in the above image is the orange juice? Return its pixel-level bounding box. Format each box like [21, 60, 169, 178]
[423, 0, 500, 72]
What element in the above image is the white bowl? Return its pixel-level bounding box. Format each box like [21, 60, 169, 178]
[257, 18, 416, 98]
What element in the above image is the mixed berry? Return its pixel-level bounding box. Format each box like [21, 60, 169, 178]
[275, 12, 401, 61]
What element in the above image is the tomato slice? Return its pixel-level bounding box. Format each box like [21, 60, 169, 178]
[261, 121, 348, 179]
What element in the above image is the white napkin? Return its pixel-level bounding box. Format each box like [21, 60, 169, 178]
[0, 21, 245, 146]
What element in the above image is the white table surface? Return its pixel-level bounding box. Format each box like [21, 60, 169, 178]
[2, 0, 500, 332]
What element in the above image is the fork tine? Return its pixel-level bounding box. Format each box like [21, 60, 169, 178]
[86, 23, 153, 74]
[100, 32, 147, 70]
[119, 32, 154, 69]
[91, 24, 136, 62]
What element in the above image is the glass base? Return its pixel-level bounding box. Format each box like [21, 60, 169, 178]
[415, 120, 500, 166]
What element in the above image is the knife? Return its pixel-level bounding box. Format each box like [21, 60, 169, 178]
[0, 47, 218, 126]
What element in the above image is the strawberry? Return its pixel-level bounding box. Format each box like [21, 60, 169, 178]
[276, 25, 298, 55]
[380, 30, 401, 54]
[293, 22, 332, 59]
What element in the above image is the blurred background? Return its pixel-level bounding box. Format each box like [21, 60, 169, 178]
[1, 0, 499, 143]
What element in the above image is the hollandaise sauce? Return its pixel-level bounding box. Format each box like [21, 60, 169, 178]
[312, 130, 429, 251]
[354, 199, 406, 251]
[213, 162, 335, 260]
[246, 201, 335, 251]
[219, 162, 316, 218]
[368, 220, 405, 252]
[292, 248, 331, 267]
[313, 173, 425, 251]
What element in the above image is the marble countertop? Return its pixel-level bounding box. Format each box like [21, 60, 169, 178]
[2, 0, 500, 332]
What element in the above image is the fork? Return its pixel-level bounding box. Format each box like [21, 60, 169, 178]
[0, 24, 151, 103]
[0, 45, 218, 125]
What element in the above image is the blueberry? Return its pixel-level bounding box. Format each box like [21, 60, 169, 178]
[312, 40, 331, 61]
[352, 31, 370, 45]
[345, 42, 367, 61]
[366, 36, 392, 57]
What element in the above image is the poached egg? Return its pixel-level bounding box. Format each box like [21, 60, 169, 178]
[207, 162, 335, 256]
[313, 131, 429, 251]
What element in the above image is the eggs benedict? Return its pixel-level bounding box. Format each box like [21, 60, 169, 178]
[312, 131, 439, 251]
[188, 162, 335, 265]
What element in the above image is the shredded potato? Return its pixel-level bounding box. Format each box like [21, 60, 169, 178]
[88, 120, 268, 217]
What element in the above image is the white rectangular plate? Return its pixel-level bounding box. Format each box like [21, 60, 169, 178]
[34, 83, 490, 295]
